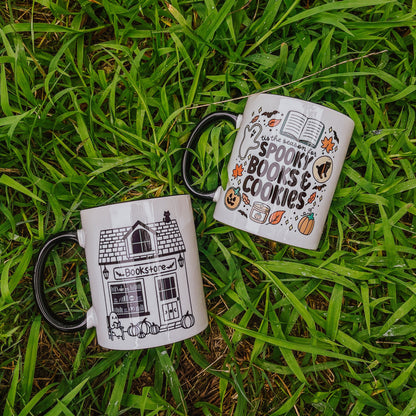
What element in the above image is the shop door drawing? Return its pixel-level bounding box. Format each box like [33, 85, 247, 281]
[156, 273, 182, 326]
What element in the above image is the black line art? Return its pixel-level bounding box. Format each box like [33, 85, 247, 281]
[280, 110, 324, 148]
[97, 211, 195, 341]
[239, 123, 262, 159]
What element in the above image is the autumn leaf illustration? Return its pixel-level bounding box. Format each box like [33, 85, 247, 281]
[268, 118, 281, 127]
[242, 193, 250, 205]
[269, 210, 285, 225]
[232, 164, 244, 178]
[308, 192, 316, 204]
[321, 136, 335, 153]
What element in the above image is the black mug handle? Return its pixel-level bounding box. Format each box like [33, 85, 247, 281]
[182, 111, 239, 201]
[33, 231, 87, 332]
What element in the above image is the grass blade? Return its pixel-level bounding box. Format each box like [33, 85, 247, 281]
[251, 261, 318, 337]
[361, 283, 371, 336]
[21, 316, 41, 403]
[3, 357, 20, 416]
[270, 383, 305, 416]
[156, 347, 187, 414]
[401, 388, 416, 416]
[326, 284, 343, 340]
[388, 358, 416, 390]
[341, 382, 385, 410]
[44, 378, 89, 416]
[18, 385, 57, 416]
[106, 352, 135, 416]
[378, 295, 416, 337]
[0, 174, 44, 203]
[269, 307, 308, 384]
[215, 314, 365, 363]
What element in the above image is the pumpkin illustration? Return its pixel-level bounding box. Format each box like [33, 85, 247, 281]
[298, 213, 315, 235]
[225, 187, 241, 210]
[127, 323, 139, 337]
[269, 210, 285, 225]
[181, 311, 195, 329]
[150, 323, 160, 335]
[138, 318, 151, 335]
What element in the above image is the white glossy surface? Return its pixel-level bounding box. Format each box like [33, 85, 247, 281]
[213, 94, 354, 250]
[79, 195, 208, 350]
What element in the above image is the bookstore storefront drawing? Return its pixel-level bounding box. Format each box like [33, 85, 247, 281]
[97, 211, 195, 341]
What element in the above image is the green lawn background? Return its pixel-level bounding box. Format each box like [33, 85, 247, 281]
[1, 0, 416, 415]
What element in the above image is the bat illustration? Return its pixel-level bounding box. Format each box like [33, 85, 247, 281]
[262, 110, 278, 118]
[333, 130, 339, 143]
[313, 184, 327, 191]
[238, 210, 248, 218]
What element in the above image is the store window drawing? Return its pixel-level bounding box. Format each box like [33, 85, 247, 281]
[158, 275, 177, 301]
[110, 281, 149, 319]
[97, 211, 195, 341]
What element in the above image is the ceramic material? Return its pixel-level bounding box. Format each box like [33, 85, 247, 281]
[33, 195, 208, 350]
[182, 94, 354, 250]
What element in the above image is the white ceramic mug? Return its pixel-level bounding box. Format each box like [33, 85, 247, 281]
[33, 195, 208, 350]
[182, 94, 354, 250]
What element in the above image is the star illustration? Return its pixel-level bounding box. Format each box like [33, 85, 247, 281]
[321, 136, 335, 153]
[232, 164, 244, 179]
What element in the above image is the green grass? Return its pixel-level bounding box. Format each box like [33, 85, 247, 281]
[1, 0, 416, 414]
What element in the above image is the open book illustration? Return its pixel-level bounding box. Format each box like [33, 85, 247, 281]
[280, 111, 325, 148]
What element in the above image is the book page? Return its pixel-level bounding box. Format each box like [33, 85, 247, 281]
[280, 111, 308, 140]
[299, 118, 325, 147]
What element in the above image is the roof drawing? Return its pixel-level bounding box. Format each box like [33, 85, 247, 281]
[98, 218, 186, 265]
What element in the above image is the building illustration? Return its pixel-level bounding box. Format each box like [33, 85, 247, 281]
[97, 211, 195, 341]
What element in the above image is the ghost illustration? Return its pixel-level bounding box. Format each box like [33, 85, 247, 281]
[239, 123, 262, 159]
[109, 312, 121, 328]
[108, 312, 125, 341]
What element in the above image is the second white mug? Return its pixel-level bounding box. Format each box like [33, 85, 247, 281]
[183, 94, 354, 250]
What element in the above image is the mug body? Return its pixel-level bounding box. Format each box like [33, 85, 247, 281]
[213, 94, 354, 249]
[78, 195, 208, 350]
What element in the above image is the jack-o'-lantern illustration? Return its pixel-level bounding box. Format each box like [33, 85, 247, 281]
[298, 213, 315, 235]
[225, 187, 241, 210]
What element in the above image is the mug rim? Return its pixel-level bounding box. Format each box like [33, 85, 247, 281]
[80, 194, 190, 213]
[248, 93, 355, 124]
